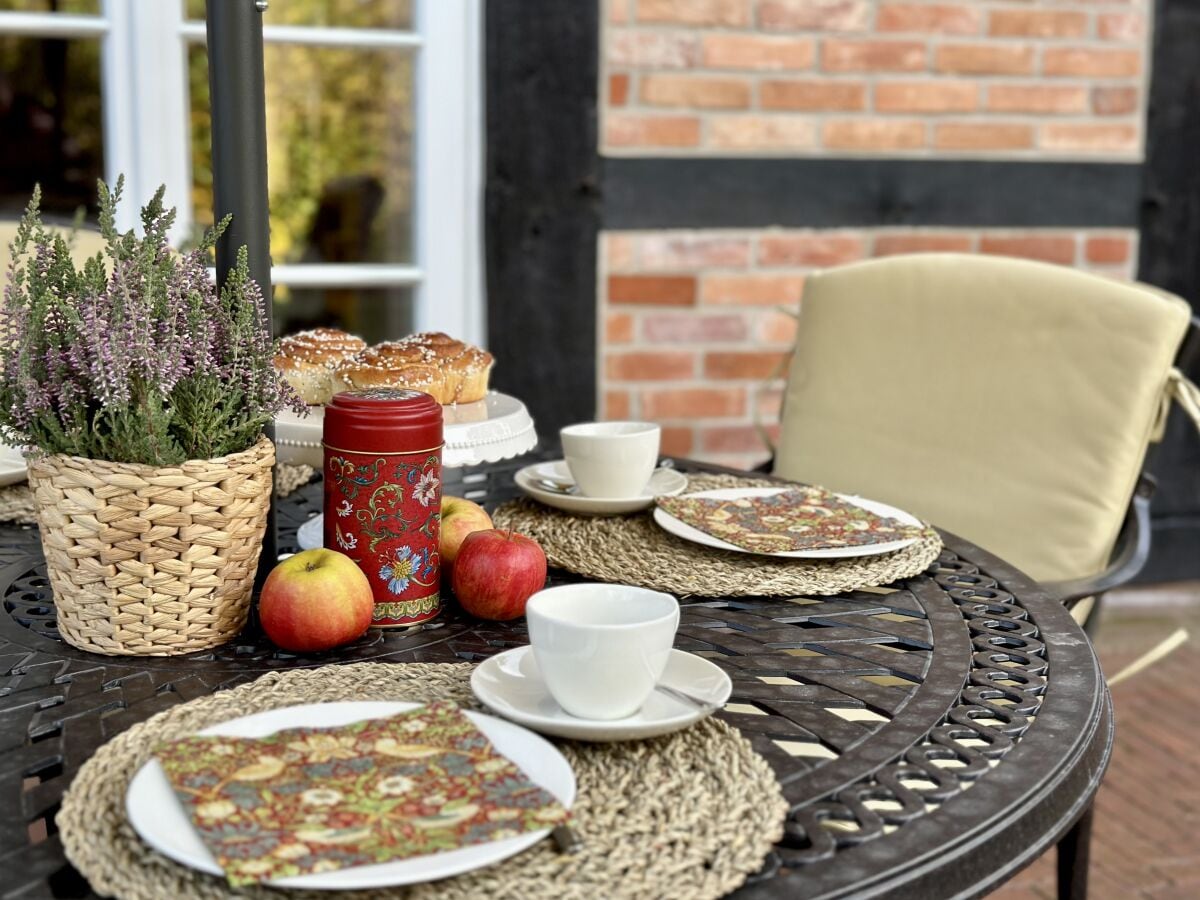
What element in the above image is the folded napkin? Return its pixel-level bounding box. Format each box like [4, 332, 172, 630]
[154, 701, 568, 886]
[657, 487, 924, 554]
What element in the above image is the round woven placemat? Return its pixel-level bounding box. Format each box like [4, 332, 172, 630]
[58, 661, 786, 900]
[494, 473, 943, 597]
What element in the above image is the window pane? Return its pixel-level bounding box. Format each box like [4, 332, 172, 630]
[0, 1, 98, 12]
[189, 43, 414, 264]
[274, 285, 414, 344]
[184, 0, 411, 30]
[0, 34, 103, 222]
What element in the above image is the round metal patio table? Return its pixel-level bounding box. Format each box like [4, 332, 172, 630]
[0, 455, 1112, 899]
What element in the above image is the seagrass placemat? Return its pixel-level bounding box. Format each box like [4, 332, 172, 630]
[58, 661, 787, 900]
[493, 473, 943, 597]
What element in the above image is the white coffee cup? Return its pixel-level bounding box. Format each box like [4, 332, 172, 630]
[525, 583, 679, 720]
[560, 421, 661, 498]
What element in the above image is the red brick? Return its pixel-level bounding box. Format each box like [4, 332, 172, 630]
[823, 119, 926, 151]
[607, 31, 697, 68]
[606, 115, 701, 148]
[606, 351, 695, 381]
[640, 234, 752, 270]
[1040, 123, 1139, 153]
[980, 234, 1077, 266]
[936, 43, 1035, 75]
[988, 84, 1088, 115]
[758, 234, 865, 267]
[1098, 12, 1144, 43]
[710, 116, 817, 150]
[603, 390, 632, 420]
[642, 313, 750, 343]
[609, 275, 696, 306]
[1043, 48, 1141, 78]
[661, 426, 694, 457]
[637, 0, 749, 26]
[877, 3, 980, 35]
[1085, 236, 1132, 265]
[935, 121, 1034, 151]
[700, 425, 777, 454]
[701, 34, 815, 70]
[1092, 86, 1139, 116]
[609, 73, 629, 107]
[759, 0, 870, 32]
[606, 312, 634, 344]
[761, 80, 867, 111]
[702, 274, 807, 305]
[875, 81, 978, 113]
[640, 74, 751, 109]
[641, 387, 746, 419]
[874, 232, 974, 256]
[822, 39, 927, 73]
[705, 351, 790, 380]
[757, 385, 786, 421]
[758, 311, 799, 344]
[606, 234, 637, 270]
[988, 9, 1087, 39]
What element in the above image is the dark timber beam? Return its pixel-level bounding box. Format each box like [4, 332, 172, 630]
[484, 2, 601, 437]
[604, 158, 1142, 230]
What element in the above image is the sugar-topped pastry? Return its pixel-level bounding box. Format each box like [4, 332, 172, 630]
[332, 332, 494, 405]
[273, 328, 366, 405]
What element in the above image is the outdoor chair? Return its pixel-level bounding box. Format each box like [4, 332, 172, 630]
[771, 252, 1200, 900]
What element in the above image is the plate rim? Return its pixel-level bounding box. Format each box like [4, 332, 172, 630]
[470, 645, 732, 742]
[125, 700, 576, 890]
[653, 486, 921, 559]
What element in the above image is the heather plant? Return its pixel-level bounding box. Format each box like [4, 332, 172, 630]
[0, 178, 305, 466]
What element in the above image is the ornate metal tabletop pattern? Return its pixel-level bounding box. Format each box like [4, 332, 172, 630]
[0, 458, 1112, 899]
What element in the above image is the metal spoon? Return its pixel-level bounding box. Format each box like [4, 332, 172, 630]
[653, 683, 724, 714]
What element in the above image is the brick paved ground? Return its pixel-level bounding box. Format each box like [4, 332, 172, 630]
[988, 583, 1200, 899]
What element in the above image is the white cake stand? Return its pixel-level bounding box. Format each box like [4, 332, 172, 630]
[275, 390, 537, 469]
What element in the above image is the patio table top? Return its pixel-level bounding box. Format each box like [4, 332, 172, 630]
[0, 452, 1112, 899]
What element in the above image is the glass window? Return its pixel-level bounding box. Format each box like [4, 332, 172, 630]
[275, 285, 413, 342]
[188, 43, 415, 265]
[0, 1, 98, 12]
[0, 34, 102, 222]
[184, 0, 412, 30]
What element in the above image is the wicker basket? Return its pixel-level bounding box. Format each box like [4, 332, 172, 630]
[27, 437, 274, 656]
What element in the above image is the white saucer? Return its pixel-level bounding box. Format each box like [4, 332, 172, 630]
[297, 514, 323, 551]
[653, 486, 922, 559]
[125, 701, 575, 890]
[514, 460, 688, 516]
[470, 646, 732, 742]
[0, 442, 26, 487]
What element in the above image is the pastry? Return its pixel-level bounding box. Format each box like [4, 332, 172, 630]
[332, 332, 494, 405]
[273, 328, 367, 405]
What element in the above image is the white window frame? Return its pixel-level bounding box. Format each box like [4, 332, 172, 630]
[0, 0, 484, 344]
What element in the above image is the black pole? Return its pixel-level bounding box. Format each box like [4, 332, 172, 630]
[206, 0, 276, 574]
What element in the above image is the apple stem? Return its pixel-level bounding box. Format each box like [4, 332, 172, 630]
[305, 563, 319, 573]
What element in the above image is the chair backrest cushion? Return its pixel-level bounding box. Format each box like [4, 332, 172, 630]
[774, 253, 1192, 584]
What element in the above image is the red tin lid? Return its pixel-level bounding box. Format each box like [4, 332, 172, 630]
[323, 388, 443, 454]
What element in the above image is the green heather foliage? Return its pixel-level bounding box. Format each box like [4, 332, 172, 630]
[0, 178, 304, 467]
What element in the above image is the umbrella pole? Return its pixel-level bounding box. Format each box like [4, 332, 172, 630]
[206, 0, 277, 578]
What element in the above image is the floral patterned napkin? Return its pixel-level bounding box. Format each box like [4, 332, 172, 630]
[657, 487, 924, 554]
[154, 701, 569, 886]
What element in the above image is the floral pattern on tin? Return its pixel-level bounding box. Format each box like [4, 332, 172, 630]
[154, 701, 568, 887]
[379, 545, 434, 594]
[412, 470, 439, 507]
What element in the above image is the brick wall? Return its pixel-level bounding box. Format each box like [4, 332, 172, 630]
[605, 0, 1150, 158]
[599, 227, 1138, 469]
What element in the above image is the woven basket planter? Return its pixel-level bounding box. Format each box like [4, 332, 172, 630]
[27, 437, 274, 656]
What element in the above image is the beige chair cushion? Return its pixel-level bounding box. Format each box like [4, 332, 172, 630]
[774, 253, 1192, 585]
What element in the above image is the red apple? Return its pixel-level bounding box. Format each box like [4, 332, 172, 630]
[259, 548, 373, 652]
[451, 529, 547, 621]
[440, 495, 494, 576]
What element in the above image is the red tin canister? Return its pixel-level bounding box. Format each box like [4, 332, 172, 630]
[323, 389, 443, 627]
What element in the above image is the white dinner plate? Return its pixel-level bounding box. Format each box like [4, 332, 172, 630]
[653, 487, 922, 559]
[0, 442, 26, 487]
[471, 646, 732, 742]
[125, 701, 575, 891]
[514, 460, 688, 516]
